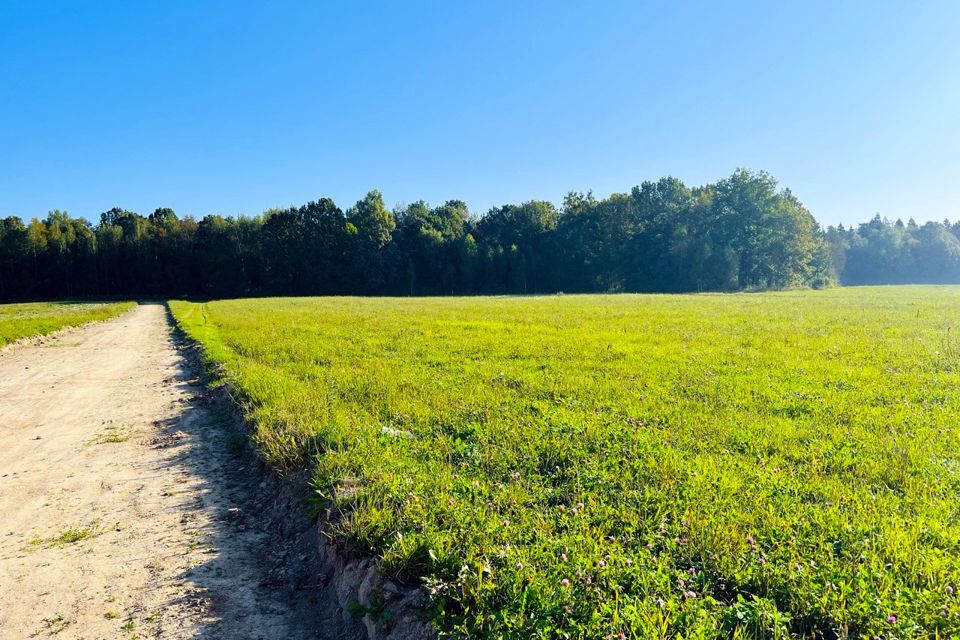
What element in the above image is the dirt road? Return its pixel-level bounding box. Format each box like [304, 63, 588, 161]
[0, 304, 324, 639]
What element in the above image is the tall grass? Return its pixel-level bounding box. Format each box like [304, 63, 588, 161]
[170, 287, 960, 638]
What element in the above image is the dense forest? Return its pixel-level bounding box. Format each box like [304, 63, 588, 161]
[1, 169, 957, 300]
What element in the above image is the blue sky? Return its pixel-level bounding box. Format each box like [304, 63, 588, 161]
[1, 1, 958, 227]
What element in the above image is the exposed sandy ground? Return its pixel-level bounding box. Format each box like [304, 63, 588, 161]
[0, 304, 325, 639]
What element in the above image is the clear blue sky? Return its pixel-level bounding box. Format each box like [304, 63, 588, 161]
[1, 1, 958, 227]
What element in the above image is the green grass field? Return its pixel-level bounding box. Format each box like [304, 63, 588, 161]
[170, 287, 960, 639]
[0, 301, 136, 347]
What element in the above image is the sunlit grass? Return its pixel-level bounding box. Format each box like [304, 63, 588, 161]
[170, 286, 960, 638]
[0, 301, 135, 346]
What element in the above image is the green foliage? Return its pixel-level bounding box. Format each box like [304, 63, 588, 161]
[348, 189, 396, 249]
[0, 170, 866, 300]
[170, 287, 960, 638]
[0, 301, 135, 346]
[6, 172, 960, 299]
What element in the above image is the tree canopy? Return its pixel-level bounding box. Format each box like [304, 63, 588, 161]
[0, 170, 950, 301]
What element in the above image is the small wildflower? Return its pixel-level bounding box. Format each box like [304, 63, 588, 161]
[598, 560, 606, 568]
[683, 590, 697, 599]
[759, 557, 766, 565]
[561, 578, 570, 587]
[887, 614, 897, 624]
[560, 553, 568, 561]
[688, 567, 696, 576]
[746, 536, 755, 545]
[624, 559, 633, 566]
[646, 542, 653, 549]
[948, 585, 954, 594]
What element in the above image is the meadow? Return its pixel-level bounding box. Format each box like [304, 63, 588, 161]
[170, 287, 960, 639]
[0, 301, 135, 347]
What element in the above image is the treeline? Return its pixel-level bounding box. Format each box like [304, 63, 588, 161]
[827, 215, 960, 285]
[0, 169, 954, 300]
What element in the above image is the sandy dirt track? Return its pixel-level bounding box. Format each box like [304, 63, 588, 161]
[0, 304, 324, 639]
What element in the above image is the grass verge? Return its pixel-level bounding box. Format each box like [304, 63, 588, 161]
[0, 301, 136, 347]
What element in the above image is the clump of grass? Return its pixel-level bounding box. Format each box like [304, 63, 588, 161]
[169, 287, 960, 638]
[93, 424, 129, 444]
[56, 527, 94, 544]
[32, 522, 101, 548]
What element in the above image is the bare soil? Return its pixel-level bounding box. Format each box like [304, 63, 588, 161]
[0, 304, 327, 639]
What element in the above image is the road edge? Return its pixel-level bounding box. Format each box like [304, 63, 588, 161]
[164, 302, 436, 640]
